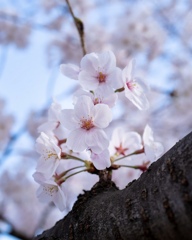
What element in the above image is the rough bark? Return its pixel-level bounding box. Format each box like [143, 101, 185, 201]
[34, 131, 192, 240]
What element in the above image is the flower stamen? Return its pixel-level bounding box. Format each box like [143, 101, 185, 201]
[43, 185, 58, 196]
[97, 72, 106, 83]
[81, 118, 94, 130]
[126, 80, 136, 91]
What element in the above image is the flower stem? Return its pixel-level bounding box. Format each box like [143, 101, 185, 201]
[113, 148, 144, 162]
[61, 154, 86, 163]
[118, 164, 148, 172]
[64, 169, 87, 181]
[67, 154, 86, 162]
[113, 152, 135, 162]
[57, 165, 85, 179]
[118, 164, 138, 169]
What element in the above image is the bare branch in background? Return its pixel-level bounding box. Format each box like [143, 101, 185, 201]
[65, 0, 86, 56]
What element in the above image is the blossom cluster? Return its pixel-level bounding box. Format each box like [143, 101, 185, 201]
[0, 9, 31, 48]
[0, 99, 14, 151]
[112, 7, 166, 64]
[33, 50, 163, 211]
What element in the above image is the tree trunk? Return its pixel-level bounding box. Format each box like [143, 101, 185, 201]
[34, 131, 192, 240]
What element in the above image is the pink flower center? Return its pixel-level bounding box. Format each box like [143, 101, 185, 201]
[81, 118, 94, 130]
[97, 72, 106, 83]
[93, 97, 102, 105]
[126, 80, 136, 91]
[115, 142, 128, 156]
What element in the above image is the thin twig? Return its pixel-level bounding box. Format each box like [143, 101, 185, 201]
[65, 0, 86, 56]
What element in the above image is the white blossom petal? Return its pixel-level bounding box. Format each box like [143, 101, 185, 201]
[143, 125, 164, 161]
[91, 149, 111, 170]
[125, 83, 149, 110]
[93, 86, 118, 108]
[33, 172, 45, 184]
[143, 124, 154, 144]
[123, 132, 143, 153]
[34, 172, 67, 211]
[36, 156, 60, 178]
[66, 128, 87, 152]
[123, 60, 149, 110]
[98, 51, 116, 72]
[38, 121, 58, 133]
[85, 128, 109, 154]
[48, 101, 62, 121]
[74, 96, 94, 120]
[60, 63, 80, 80]
[36, 185, 53, 202]
[80, 52, 99, 73]
[93, 104, 112, 128]
[35, 133, 61, 178]
[107, 67, 123, 89]
[109, 127, 142, 156]
[79, 70, 98, 90]
[35, 132, 61, 157]
[53, 187, 66, 211]
[123, 60, 134, 81]
[60, 109, 78, 130]
[73, 89, 93, 105]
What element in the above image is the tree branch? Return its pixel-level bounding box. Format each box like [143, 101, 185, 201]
[34, 131, 192, 240]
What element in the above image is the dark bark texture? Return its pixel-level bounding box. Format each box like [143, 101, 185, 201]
[34, 131, 192, 240]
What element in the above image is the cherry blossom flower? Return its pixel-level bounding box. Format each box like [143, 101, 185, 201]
[33, 49, 165, 213]
[38, 101, 69, 141]
[73, 85, 118, 108]
[38, 101, 62, 133]
[78, 51, 123, 91]
[109, 127, 143, 157]
[143, 125, 164, 161]
[122, 60, 149, 110]
[35, 132, 61, 178]
[33, 172, 66, 211]
[60, 95, 112, 154]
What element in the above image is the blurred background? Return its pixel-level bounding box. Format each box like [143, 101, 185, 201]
[0, 0, 192, 239]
